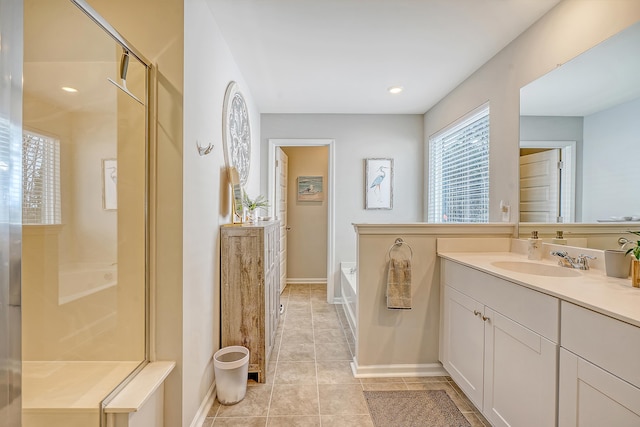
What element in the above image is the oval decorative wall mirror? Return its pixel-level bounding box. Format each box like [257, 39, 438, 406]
[222, 81, 251, 186]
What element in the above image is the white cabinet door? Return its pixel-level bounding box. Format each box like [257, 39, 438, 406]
[483, 308, 558, 427]
[559, 348, 640, 427]
[442, 286, 485, 408]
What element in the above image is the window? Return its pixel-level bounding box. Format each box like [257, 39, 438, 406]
[22, 130, 61, 224]
[428, 104, 489, 223]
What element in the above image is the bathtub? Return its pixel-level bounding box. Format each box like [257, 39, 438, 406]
[58, 263, 117, 305]
[340, 262, 357, 343]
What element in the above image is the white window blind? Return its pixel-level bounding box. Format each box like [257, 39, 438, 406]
[22, 130, 61, 224]
[428, 105, 489, 223]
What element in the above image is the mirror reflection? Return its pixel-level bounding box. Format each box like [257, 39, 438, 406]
[519, 21, 640, 223]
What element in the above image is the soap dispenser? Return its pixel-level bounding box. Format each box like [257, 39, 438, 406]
[552, 230, 567, 245]
[528, 231, 543, 260]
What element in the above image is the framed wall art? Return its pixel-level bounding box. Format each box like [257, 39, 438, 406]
[222, 81, 251, 187]
[102, 158, 117, 210]
[297, 176, 323, 201]
[365, 158, 393, 210]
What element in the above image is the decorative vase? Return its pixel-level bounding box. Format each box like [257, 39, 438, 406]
[245, 209, 258, 224]
[632, 259, 640, 288]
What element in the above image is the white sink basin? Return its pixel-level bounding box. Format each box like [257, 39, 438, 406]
[491, 261, 582, 278]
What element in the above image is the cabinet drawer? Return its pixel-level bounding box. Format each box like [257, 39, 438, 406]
[442, 260, 559, 342]
[561, 301, 640, 389]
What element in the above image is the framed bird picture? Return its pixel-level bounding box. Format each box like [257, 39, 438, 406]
[365, 158, 393, 209]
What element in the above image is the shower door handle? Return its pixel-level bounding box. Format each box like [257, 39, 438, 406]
[9, 253, 21, 307]
[7, 225, 21, 307]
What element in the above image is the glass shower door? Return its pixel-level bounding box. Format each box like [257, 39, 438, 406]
[0, 0, 23, 425]
[22, 1, 149, 426]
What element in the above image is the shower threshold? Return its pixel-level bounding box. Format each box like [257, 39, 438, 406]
[22, 360, 141, 427]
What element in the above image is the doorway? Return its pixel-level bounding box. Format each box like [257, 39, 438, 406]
[268, 139, 335, 303]
[519, 140, 576, 223]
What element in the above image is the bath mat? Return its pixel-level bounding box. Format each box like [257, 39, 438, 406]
[364, 390, 471, 427]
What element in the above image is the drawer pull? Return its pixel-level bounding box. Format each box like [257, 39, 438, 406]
[482, 315, 490, 322]
[473, 310, 482, 317]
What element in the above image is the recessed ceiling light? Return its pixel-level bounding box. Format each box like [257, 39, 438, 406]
[388, 86, 403, 94]
[61, 86, 78, 93]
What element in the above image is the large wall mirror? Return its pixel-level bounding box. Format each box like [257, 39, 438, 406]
[519, 21, 640, 225]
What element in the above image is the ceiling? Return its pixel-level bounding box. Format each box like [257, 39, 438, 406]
[207, 0, 562, 114]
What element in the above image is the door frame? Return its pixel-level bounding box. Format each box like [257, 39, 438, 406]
[520, 140, 576, 223]
[268, 139, 336, 303]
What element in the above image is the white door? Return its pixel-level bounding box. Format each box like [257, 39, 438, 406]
[274, 147, 288, 293]
[559, 348, 640, 427]
[483, 308, 558, 427]
[520, 149, 560, 222]
[442, 286, 485, 409]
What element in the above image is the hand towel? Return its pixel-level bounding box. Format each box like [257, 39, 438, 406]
[386, 258, 412, 309]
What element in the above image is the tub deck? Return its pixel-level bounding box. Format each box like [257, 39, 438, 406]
[340, 263, 357, 347]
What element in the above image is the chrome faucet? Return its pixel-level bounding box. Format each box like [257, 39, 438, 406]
[550, 251, 596, 270]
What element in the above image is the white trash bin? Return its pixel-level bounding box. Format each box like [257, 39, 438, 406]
[214, 346, 250, 405]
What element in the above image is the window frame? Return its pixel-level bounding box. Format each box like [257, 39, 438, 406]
[427, 103, 490, 223]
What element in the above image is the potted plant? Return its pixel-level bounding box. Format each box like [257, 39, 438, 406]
[625, 231, 640, 287]
[242, 191, 269, 224]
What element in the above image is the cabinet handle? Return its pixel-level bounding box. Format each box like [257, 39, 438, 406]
[481, 315, 490, 322]
[473, 310, 482, 317]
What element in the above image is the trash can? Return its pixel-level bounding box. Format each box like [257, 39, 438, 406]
[214, 346, 250, 405]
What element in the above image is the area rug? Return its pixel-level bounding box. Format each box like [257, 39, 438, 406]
[364, 390, 471, 427]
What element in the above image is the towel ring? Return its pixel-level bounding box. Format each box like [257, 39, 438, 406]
[386, 237, 413, 261]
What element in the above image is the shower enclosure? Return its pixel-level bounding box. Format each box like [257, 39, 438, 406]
[19, 0, 150, 425]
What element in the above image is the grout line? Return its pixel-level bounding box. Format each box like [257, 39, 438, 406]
[264, 286, 288, 420]
[310, 289, 322, 426]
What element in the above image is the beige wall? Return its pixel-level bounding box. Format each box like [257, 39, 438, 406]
[355, 225, 515, 374]
[424, 0, 640, 223]
[282, 146, 328, 280]
[70, 112, 118, 265]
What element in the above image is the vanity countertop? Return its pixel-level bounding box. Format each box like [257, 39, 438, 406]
[438, 251, 640, 328]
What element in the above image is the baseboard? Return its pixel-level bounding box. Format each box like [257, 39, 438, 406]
[189, 381, 216, 427]
[350, 358, 447, 378]
[286, 278, 327, 285]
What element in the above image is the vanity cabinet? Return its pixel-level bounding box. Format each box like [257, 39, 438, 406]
[221, 221, 280, 383]
[559, 302, 640, 426]
[441, 260, 559, 427]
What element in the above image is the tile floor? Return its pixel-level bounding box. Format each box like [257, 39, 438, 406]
[203, 284, 490, 426]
